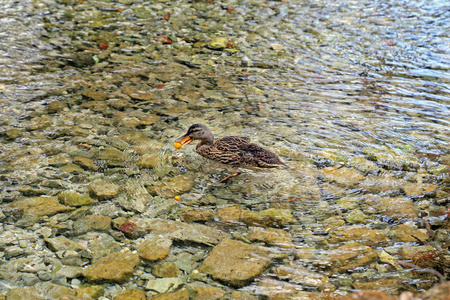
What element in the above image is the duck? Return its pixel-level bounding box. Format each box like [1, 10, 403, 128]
[174, 124, 286, 182]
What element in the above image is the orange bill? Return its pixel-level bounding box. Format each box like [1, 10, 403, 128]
[174, 135, 192, 149]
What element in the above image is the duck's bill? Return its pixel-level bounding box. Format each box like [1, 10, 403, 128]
[174, 135, 192, 149]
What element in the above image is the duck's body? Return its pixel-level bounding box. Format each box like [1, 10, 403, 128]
[174, 124, 285, 181]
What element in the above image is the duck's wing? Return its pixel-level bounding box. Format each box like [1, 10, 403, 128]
[213, 137, 285, 167]
[206, 137, 248, 166]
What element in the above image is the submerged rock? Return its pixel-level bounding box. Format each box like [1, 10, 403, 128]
[6, 196, 73, 217]
[137, 235, 172, 261]
[322, 166, 365, 187]
[88, 181, 121, 200]
[217, 206, 296, 227]
[365, 195, 417, 220]
[152, 261, 179, 278]
[329, 227, 390, 246]
[341, 290, 395, 300]
[133, 218, 231, 246]
[199, 239, 287, 287]
[389, 224, 428, 243]
[325, 241, 378, 272]
[45, 236, 84, 252]
[82, 249, 140, 283]
[273, 265, 335, 291]
[148, 289, 189, 300]
[145, 277, 185, 293]
[113, 289, 146, 300]
[247, 226, 294, 248]
[58, 191, 97, 207]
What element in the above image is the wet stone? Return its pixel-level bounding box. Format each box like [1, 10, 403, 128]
[6, 196, 73, 217]
[187, 283, 226, 300]
[178, 207, 215, 223]
[58, 191, 97, 207]
[247, 226, 294, 248]
[81, 88, 108, 101]
[217, 206, 296, 227]
[97, 148, 127, 167]
[37, 270, 51, 281]
[134, 218, 231, 246]
[152, 261, 179, 278]
[365, 196, 417, 220]
[353, 279, 403, 295]
[89, 181, 120, 200]
[403, 182, 437, 196]
[73, 156, 99, 171]
[46, 100, 67, 114]
[76, 285, 105, 299]
[389, 224, 428, 243]
[150, 175, 195, 198]
[322, 166, 365, 187]
[82, 249, 140, 283]
[341, 290, 396, 300]
[137, 153, 159, 169]
[199, 238, 287, 287]
[145, 277, 185, 293]
[137, 235, 172, 261]
[85, 233, 122, 262]
[148, 289, 189, 300]
[5, 286, 44, 300]
[72, 215, 111, 235]
[326, 241, 378, 273]
[273, 265, 335, 291]
[329, 227, 390, 246]
[113, 288, 146, 300]
[45, 236, 84, 252]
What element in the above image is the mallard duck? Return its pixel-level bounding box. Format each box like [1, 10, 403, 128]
[174, 124, 286, 182]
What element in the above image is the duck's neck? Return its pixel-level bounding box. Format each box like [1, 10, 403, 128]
[196, 132, 214, 152]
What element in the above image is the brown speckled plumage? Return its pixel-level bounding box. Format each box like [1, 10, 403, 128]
[175, 124, 286, 168]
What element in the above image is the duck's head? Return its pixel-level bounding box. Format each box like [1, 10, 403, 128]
[174, 124, 214, 149]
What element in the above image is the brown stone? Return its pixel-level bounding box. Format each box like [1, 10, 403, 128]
[137, 235, 172, 261]
[403, 182, 437, 196]
[217, 206, 296, 227]
[329, 228, 390, 246]
[365, 195, 417, 220]
[341, 290, 396, 300]
[6, 196, 73, 217]
[179, 208, 215, 223]
[322, 166, 365, 187]
[82, 249, 140, 283]
[199, 239, 287, 287]
[353, 279, 403, 295]
[326, 241, 378, 272]
[148, 290, 190, 300]
[190, 286, 225, 300]
[134, 218, 231, 246]
[419, 281, 450, 300]
[274, 265, 335, 291]
[73, 156, 99, 171]
[113, 289, 146, 300]
[247, 227, 294, 248]
[152, 262, 179, 278]
[137, 153, 159, 169]
[390, 224, 428, 243]
[89, 181, 120, 200]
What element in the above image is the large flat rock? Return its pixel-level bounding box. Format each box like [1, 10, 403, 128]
[199, 239, 287, 287]
[132, 218, 231, 246]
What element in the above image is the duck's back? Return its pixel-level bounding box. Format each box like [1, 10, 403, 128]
[199, 136, 285, 168]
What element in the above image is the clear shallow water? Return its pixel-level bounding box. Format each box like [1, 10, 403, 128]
[0, 0, 449, 297]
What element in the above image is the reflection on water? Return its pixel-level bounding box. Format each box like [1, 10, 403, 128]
[0, 0, 449, 297]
